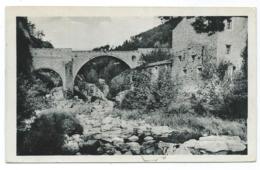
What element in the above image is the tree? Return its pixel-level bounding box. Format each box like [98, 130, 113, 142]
[141, 48, 172, 64]
[160, 16, 232, 35]
[35, 30, 45, 40]
[191, 17, 231, 35]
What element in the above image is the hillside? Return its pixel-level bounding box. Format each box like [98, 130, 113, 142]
[93, 17, 183, 51]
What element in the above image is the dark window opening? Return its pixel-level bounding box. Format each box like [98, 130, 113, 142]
[183, 68, 187, 74]
[226, 44, 231, 54]
[201, 46, 205, 56]
[192, 54, 196, 62]
[233, 66, 236, 71]
[132, 55, 136, 61]
[178, 55, 182, 61]
[198, 67, 202, 72]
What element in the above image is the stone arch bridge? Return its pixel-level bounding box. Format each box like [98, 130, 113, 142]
[31, 48, 153, 95]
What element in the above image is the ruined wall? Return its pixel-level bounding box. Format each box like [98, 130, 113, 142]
[171, 45, 206, 92]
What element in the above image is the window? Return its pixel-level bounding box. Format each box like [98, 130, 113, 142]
[226, 44, 231, 54]
[132, 55, 136, 61]
[183, 68, 187, 74]
[197, 67, 202, 72]
[178, 55, 182, 61]
[201, 46, 205, 56]
[233, 66, 236, 71]
[226, 19, 232, 30]
[191, 54, 196, 62]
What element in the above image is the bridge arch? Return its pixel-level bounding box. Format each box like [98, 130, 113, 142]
[32, 68, 64, 90]
[73, 54, 133, 79]
[73, 55, 131, 88]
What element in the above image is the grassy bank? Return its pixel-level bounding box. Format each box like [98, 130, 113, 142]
[111, 109, 247, 141]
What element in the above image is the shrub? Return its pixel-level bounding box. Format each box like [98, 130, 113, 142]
[120, 70, 152, 109]
[17, 111, 83, 155]
[217, 60, 232, 80]
[141, 48, 172, 64]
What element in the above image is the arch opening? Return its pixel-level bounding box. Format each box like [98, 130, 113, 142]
[32, 68, 63, 95]
[73, 55, 131, 101]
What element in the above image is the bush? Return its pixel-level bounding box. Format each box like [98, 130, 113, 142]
[17, 111, 83, 155]
[141, 48, 172, 64]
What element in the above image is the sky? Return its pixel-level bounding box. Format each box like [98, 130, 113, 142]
[28, 17, 162, 50]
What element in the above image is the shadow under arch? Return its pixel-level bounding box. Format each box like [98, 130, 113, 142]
[73, 55, 131, 88]
[32, 68, 63, 90]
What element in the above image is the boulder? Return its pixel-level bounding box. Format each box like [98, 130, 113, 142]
[183, 139, 198, 148]
[173, 146, 192, 155]
[62, 140, 80, 154]
[50, 87, 64, 100]
[141, 140, 157, 155]
[118, 143, 130, 153]
[195, 140, 229, 153]
[80, 139, 100, 154]
[115, 90, 130, 106]
[194, 136, 246, 153]
[112, 137, 124, 147]
[127, 142, 141, 155]
[104, 143, 116, 155]
[144, 136, 154, 142]
[128, 135, 139, 142]
[158, 141, 179, 155]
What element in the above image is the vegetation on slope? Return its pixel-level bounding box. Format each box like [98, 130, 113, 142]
[92, 17, 183, 51]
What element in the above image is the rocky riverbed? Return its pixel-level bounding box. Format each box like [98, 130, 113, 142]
[41, 96, 246, 156]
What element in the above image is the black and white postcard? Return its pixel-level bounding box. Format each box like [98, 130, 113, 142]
[5, 7, 257, 162]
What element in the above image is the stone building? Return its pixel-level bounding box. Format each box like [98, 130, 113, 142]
[144, 17, 247, 92]
[172, 17, 248, 70]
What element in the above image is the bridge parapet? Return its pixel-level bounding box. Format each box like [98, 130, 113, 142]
[30, 48, 73, 59]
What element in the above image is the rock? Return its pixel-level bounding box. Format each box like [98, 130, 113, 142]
[143, 130, 152, 137]
[71, 134, 82, 143]
[183, 139, 198, 148]
[127, 142, 141, 155]
[118, 143, 130, 153]
[195, 140, 229, 153]
[80, 140, 100, 154]
[114, 150, 122, 155]
[141, 141, 157, 155]
[115, 90, 130, 106]
[128, 135, 139, 142]
[194, 136, 246, 153]
[226, 140, 246, 152]
[160, 130, 201, 143]
[62, 140, 80, 154]
[104, 143, 115, 155]
[112, 137, 124, 147]
[102, 116, 113, 124]
[173, 146, 192, 155]
[144, 136, 154, 142]
[96, 147, 105, 155]
[124, 151, 133, 155]
[98, 79, 109, 97]
[101, 124, 112, 132]
[158, 141, 179, 155]
[50, 87, 64, 100]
